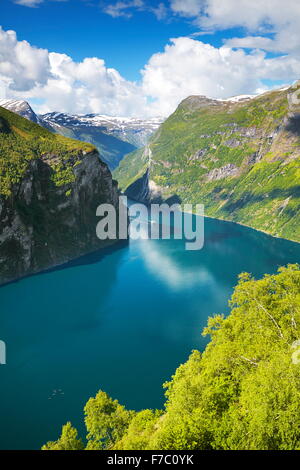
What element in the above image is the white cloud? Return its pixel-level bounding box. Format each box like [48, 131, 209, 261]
[170, 0, 300, 56]
[0, 27, 147, 116]
[40, 53, 148, 116]
[141, 36, 300, 116]
[225, 36, 277, 51]
[0, 26, 300, 118]
[103, 0, 167, 20]
[170, 0, 300, 29]
[150, 2, 167, 20]
[14, 0, 44, 6]
[103, 0, 144, 18]
[170, 0, 204, 17]
[0, 28, 50, 91]
[14, 0, 70, 7]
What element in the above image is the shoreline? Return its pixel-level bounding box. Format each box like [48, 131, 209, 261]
[201, 212, 300, 245]
[126, 195, 300, 245]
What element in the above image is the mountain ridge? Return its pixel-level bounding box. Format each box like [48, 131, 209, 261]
[0, 98, 41, 124]
[0, 99, 163, 170]
[114, 82, 300, 242]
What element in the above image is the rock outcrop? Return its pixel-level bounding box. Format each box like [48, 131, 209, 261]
[0, 105, 125, 285]
[206, 164, 239, 181]
[0, 150, 121, 285]
[124, 168, 151, 203]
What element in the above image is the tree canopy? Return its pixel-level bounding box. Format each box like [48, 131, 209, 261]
[43, 264, 300, 450]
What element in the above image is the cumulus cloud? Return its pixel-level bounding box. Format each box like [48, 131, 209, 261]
[0, 27, 148, 116]
[0, 28, 50, 91]
[141, 37, 300, 116]
[170, 0, 300, 55]
[38, 53, 148, 116]
[0, 26, 300, 118]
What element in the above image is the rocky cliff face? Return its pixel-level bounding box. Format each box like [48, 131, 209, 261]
[124, 168, 151, 203]
[0, 105, 124, 285]
[114, 82, 300, 242]
[0, 150, 120, 285]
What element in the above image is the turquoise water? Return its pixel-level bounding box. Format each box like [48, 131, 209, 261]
[0, 215, 300, 449]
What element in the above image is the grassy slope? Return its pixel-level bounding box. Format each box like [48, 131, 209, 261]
[114, 84, 300, 242]
[0, 105, 95, 196]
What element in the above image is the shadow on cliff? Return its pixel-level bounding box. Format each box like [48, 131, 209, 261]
[285, 115, 300, 137]
[164, 195, 182, 205]
[124, 169, 182, 206]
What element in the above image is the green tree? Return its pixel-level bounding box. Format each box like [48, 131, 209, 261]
[42, 422, 84, 450]
[84, 390, 135, 450]
[114, 409, 163, 450]
[42, 265, 300, 451]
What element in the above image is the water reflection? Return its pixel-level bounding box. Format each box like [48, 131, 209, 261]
[0, 213, 300, 450]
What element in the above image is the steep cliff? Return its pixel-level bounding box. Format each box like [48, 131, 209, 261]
[0, 106, 122, 285]
[114, 82, 300, 242]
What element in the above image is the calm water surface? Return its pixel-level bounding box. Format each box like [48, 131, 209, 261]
[0, 215, 300, 449]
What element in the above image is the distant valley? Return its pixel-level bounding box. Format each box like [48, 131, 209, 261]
[0, 99, 163, 170]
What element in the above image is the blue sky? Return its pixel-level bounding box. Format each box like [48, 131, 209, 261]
[0, 0, 299, 117]
[1, 0, 234, 81]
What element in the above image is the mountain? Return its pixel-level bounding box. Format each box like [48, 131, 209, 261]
[114, 81, 300, 242]
[0, 100, 163, 170]
[0, 105, 122, 285]
[41, 112, 163, 147]
[0, 99, 41, 124]
[40, 113, 164, 170]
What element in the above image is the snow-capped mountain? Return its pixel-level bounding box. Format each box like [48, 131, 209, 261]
[223, 94, 256, 102]
[40, 112, 164, 169]
[0, 99, 41, 124]
[40, 112, 164, 148]
[0, 99, 164, 170]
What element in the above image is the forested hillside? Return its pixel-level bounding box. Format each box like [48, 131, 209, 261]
[43, 264, 300, 451]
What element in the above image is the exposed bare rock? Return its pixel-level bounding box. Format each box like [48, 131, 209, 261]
[189, 149, 207, 160]
[224, 138, 241, 148]
[206, 164, 239, 181]
[247, 152, 262, 165]
[0, 151, 122, 285]
[179, 95, 221, 112]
